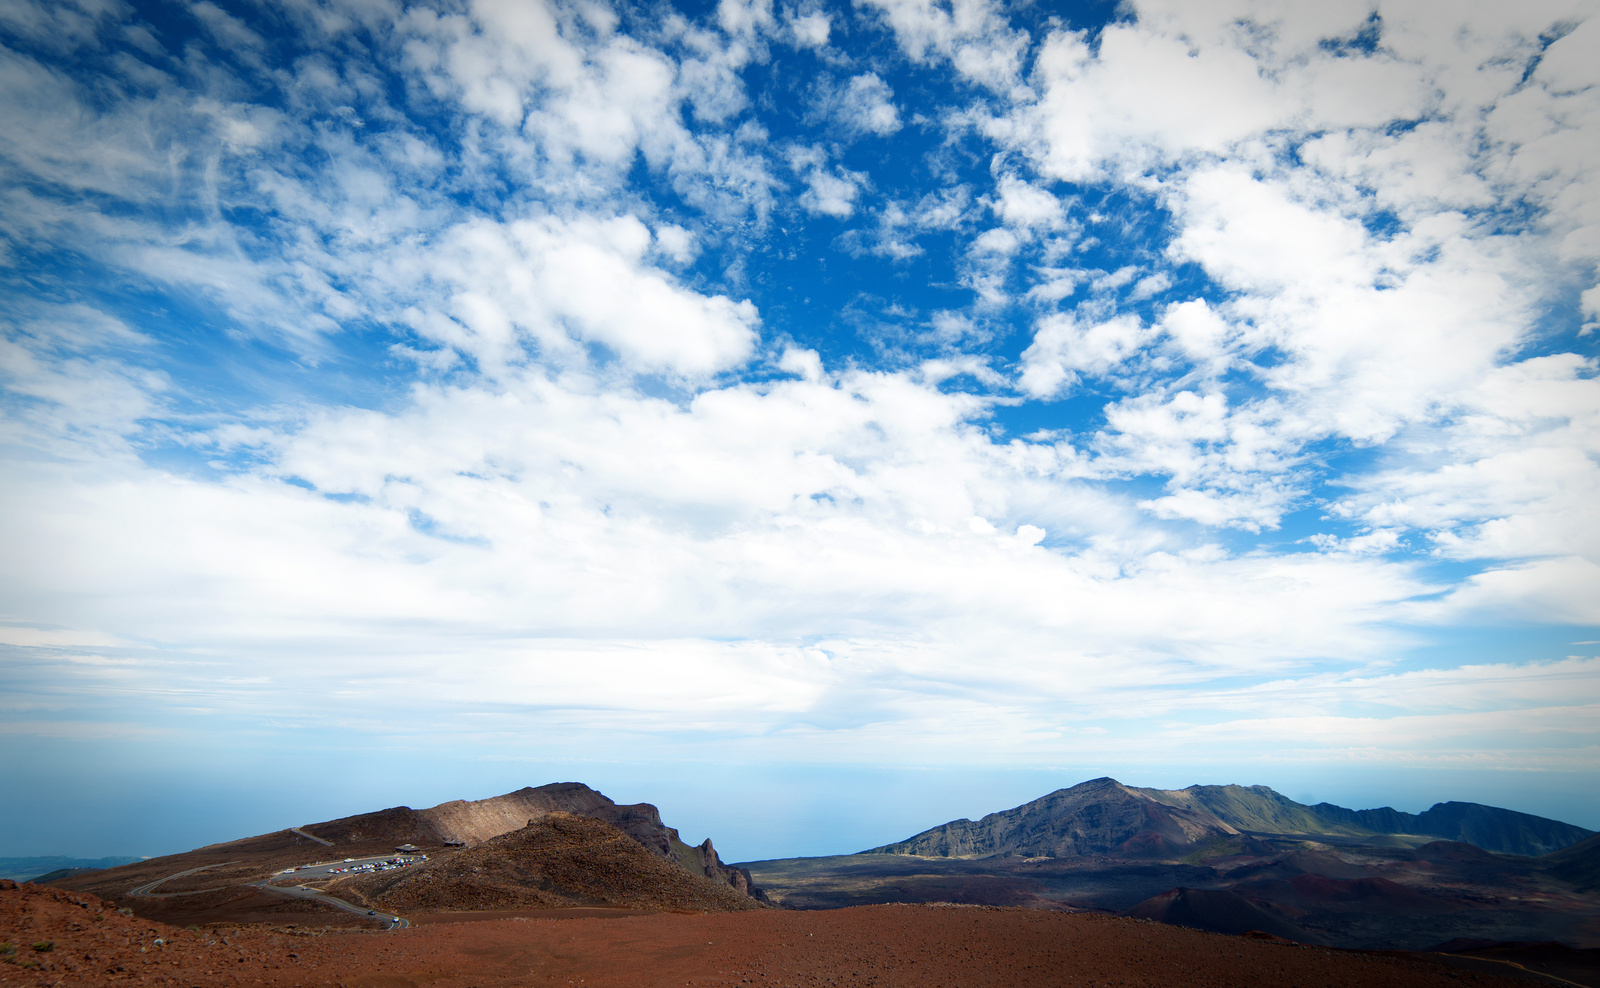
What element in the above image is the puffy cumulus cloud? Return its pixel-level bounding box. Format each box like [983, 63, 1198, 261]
[785, 6, 830, 48]
[995, 0, 1599, 563]
[990, 175, 1064, 231]
[787, 144, 866, 218]
[1018, 313, 1151, 398]
[799, 167, 863, 217]
[0, 0, 776, 374]
[398, 213, 760, 377]
[856, 0, 1028, 91]
[401, 0, 673, 150]
[398, 0, 781, 213]
[821, 72, 902, 137]
[997, 0, 1435, 182]
[1167, 167, 1536, 443]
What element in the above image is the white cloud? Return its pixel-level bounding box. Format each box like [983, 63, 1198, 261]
[858, 0, 1028, 91]
[1159, 299, 1233, 366]
[0, 303, 165, 451]
[835, 72, 902, 136]
[788, 145, 866, 218]
[1322, 353, 1600, 611]
[653, 223, 699, 263]
[786, 8, 830, 48]
[1019, 313, 1152, 398]
[0, 0, 129, 54]
[1128, 271, 1170, 300]
[801, 168, 863, 217]
[976, 0, 1600, 568]
[191, 1, 267, 59]
[991, 175, 1063, 230]
[401, 213, 761, 377]
[717, 0, 776, 38]
[0, 364, 1447, 756]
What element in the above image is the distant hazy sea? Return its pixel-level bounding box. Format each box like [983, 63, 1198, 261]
[0, 856, 144, 881]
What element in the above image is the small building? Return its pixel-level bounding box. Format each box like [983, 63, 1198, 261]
[394, 843, 420, 853]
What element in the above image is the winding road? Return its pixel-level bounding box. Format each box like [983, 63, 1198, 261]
[127, 862, 241, 898]
[290, 826, 333, 847]
[249, 879, 409, 930]
[126, 859, 409, 930]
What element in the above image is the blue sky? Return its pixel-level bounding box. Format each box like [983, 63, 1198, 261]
[2, 0, 1599, 862]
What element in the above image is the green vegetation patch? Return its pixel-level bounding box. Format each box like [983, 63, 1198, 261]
[1182, 836, 1249, 864]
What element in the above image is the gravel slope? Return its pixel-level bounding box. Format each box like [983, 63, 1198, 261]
[4, 879, 1562, 988]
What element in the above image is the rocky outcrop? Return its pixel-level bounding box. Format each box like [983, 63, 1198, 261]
[668, 834, 766, 901]
[416, 783, 620, 845]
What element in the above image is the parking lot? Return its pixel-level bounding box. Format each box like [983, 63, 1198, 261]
[270, 853, 426, 882]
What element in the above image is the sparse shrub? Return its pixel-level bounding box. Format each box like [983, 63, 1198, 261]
[0, 942, 13, 955]
[32, 940, 53, 952]
[117, 907, 133, 916]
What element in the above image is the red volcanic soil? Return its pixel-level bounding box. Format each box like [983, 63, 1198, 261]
[4, 879, 1556, 988]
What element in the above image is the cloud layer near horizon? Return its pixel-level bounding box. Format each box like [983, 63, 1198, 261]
[1, 0, 1598, 813]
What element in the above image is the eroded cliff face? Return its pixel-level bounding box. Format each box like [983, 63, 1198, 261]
[415, 784, 619, 845]
[410, 783, 765, 902]
[672, 835, 764, 900]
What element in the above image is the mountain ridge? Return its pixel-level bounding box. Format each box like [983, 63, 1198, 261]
[864, 778, 1593, 860]
[303, 781, 762, 898]
[747, 777, 1600, 949]
[325, 812, 761, 913]
[48, 781, 767, 923]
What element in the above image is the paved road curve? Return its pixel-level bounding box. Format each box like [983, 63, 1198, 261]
[250, 881, 409, 929]
[127, 862, 241, 898]
[290, 826, 333, 847]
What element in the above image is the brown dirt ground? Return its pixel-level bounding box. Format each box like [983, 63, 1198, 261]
[5, 879, 1568, 988]
[108, 885, 384, 931]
